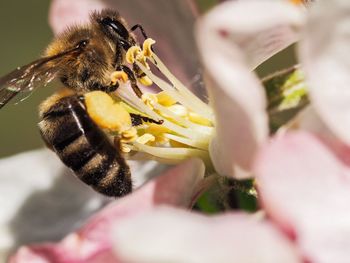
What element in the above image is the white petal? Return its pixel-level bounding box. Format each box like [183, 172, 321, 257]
[201, 1, 305, 70]
[113, 207, 301, 263]
[0, 149, 108, 260]
[298, 0, 350, 145]
[198, 1, 304, 176]
[293, 105, 337, 140]
[255, 131, 350, 263]
[8, 159, 204, 263]
[49, 0, 107, 34]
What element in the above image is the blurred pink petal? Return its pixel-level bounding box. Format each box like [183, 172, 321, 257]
[255, 132, 350, 263]
[0, 149, 108, 261]
[49, 0, 107, 34]
[49, 0, 200, 85]
[10, 158, 204, 263]
[299, 1, 350, 145]
[113, 207, 301, 263]
[199, 1, 295, 177]
[293, 106, 339, 143]
[199, 1, 304, 70]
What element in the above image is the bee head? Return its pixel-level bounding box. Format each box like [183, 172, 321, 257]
[91, 9, 135, 50]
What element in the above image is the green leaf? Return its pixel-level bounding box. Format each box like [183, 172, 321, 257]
[263, 66, 309, 133]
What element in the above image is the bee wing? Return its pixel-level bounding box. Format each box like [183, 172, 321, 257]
[0, 46, 81, 109]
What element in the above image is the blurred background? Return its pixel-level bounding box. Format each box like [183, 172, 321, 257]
[0, 1, 53, 158]
[0, 0, 294, 158]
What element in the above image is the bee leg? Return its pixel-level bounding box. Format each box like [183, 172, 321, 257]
[118, 65, 143, 98]
[131, 24, 149, 40]
[130, 24, 156, 56]
[130, 113, 163, 127]
[132, 63, 147, 79]
[90, 81, 119, 93]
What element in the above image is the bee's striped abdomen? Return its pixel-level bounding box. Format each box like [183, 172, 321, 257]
[38, 94, 132, 197]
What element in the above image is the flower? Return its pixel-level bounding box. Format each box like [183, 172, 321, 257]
[0, 0, 207, 260]
[5, 0, 350, 262]
[113, 1, 350, 261]
[45, 0, 303, 180]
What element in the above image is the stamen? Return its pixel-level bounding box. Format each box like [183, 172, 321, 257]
[154, 103, 213, 135]
[156, 91, 177, 107]
[117, 85, 201, 140]
[121, 127, 137, 143]
[126, 46, 142, 64]
[131, 142, 209, 161]
[138, 75, 153, 86]
[103, 38, 218, 166]
[142, 38, 156, 57]
[163, 133, 208, 150]
[141, 93, 158, 110]
[135, 61, 214, 121]
[136, 133, 156, 144]
[150, 53, 214, 120]
[111, 71, 128, 85]
[188, 111, 213, 126]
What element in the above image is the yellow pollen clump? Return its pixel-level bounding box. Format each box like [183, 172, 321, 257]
[111, 71, 128, 85]
[156, 91, 177, 107]
[84, 91, 132, 132]
[143, 38, 156, 57]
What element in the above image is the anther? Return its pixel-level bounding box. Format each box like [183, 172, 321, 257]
[143, 38, 156, 57]
[121, 127, 138, 143]
[111, 71, 128, 85]
[141, 93, 158, 109]
[136, 133, 155, 145]
[126, 46, 142, 64]
[138, 75, 153, 86]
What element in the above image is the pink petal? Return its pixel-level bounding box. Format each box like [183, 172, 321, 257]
[10, 158, 204, 262]
[49, 0, 200, 85]
[199, 1, 304, 70]
[298, 1, 350, 145]
[113, 207, 301, 263]
[293, 105, 337, 141]
[255, 131, 350, 263]
[199, 1, 304, 177]
[49, 0, 107, 35]
[0, 149, 108, 260]
[197, 1, 304, 178]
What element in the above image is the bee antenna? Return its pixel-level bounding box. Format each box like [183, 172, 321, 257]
[130, 24, 148, 40]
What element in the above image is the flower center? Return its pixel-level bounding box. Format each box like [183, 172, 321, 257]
[114, 38, 215, 164]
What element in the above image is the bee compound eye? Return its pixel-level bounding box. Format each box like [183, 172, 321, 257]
[77, 39, 89, 49]
[101, 17, 129, 39]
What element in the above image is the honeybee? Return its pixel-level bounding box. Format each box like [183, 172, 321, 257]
[0, 9, 158, 197]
